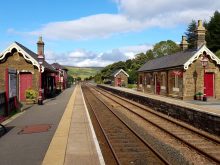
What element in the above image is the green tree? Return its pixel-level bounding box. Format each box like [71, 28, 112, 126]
[185, 20, 197, 49]
[76, 77, 81, 81]
[206, 11, 220, 52]
[94, 40, 179, 85]
[152, 40, 180, 57]
[67, 75, 74, 84]
[215, 50, 220, 58]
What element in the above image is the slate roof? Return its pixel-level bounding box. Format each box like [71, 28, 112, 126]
[51, 63, 68, 71]
[110, 69, 129, 77]
[138, 49, 197, 72]
[15, 42, 56, 72]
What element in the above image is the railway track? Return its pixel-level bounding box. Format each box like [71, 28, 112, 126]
[87, 84, 220, 165]
[82, 85, 169, 165]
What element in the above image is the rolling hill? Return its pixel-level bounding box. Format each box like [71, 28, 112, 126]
[65, 66, 103, 80]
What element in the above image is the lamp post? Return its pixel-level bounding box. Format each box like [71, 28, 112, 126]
[201, 55, 208, 101]
[193, 70, 198, 100]
[38, 55, 44, 105]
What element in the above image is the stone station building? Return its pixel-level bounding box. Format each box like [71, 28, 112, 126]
[138, 20, 220, 100]
[0, 37, 56, 102]
[110, 69, 129, 87]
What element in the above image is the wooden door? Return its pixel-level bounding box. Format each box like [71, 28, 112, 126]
[117, 78, 121, 86]
[204, 73, 214, 97]
[19, 73, 32, 101]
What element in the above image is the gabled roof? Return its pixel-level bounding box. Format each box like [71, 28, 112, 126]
[111, 69, 129, 77]
[51, 63, 68, 71]
[138, 45, 220, 72]
[0, 42, 56, 73]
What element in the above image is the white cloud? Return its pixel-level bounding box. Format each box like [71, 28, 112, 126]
[28, 14, 144, 40]
[18, 0, 220, 40]
[45, 44, 152, 67]
[117, 0, 220, 20]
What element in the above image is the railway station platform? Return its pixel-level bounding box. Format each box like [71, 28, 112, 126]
[99, 84, 220, 115]
[42, 85, 105, 165]
[97, 84, 220, 136]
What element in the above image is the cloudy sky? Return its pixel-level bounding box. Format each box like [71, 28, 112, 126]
[0, 0, 219, 67]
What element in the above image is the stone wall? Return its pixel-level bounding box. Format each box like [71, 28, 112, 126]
[138, 69, 183, 98]
[98, 84, 220, 136]
[183, 56, 220, 99]
[0, 52, 39, 93]
[113, 71, 128, 87]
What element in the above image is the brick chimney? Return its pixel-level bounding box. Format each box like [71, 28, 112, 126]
[195, 20, 206, 49]
[37, 36, 45, 56]
[180, 36, 188, 51]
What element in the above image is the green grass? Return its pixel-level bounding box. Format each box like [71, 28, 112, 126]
[66, 66, 102, 80]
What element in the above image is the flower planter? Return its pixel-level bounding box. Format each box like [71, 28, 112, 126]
[26, 99, 35, 105]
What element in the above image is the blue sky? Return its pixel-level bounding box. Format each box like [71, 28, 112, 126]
[0, 0, 219, 66]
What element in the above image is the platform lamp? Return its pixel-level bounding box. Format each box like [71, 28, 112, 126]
[201, 53, 208, 101]
[193, 70, 198, 100]
[38, 54, 44, 105]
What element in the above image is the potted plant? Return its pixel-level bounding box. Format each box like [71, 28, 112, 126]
[196, 92, 203, 100]
[25, 88, 38, 104]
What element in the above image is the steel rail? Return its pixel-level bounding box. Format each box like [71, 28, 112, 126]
[82, 87, 120, 165]
[93, 85, 220, 164]
[84, 85, 171, 165]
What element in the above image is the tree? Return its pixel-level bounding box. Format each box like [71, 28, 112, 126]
[94, 40, 179, 85]
[152, 40, 180, 57]
[67, 75, 74, 84]
[185, 20, 197, 49]
[215, 50, 220, 58]
[76, 77, 81, 81]
[206, 11, 220, 52]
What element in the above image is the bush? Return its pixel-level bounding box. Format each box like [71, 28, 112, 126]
[25, 88, 38, 100]
[127, 84, 137, 89]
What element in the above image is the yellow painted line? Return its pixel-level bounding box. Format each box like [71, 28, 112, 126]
[42, 85, 78, 165]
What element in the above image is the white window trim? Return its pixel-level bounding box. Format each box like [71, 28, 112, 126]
[161, 86, 166, 90]
[174, 75, 178, 88]
[173, 87, 180, 92]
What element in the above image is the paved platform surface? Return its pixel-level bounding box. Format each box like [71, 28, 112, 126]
[100, 85, 220, 116]
[0, 86, 75, 165]
[43, 85, 104, 165]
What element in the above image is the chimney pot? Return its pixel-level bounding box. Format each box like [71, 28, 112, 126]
[180, 35, 188, 51]
[195, 20, 206, 49]
[37, 36, 45, 56]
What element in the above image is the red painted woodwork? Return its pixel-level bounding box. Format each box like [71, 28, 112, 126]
[5, 68, 9, 115]
[19, 73, 32, 101]
[156, 82, 160, 95]
[117, 78, 121, 86]
[204, 73, 214, 97]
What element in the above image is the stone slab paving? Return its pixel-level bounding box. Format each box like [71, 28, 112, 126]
[101, 85, 220, 116]
[0, 86, 75, 165]
[43, 85, 104, 165]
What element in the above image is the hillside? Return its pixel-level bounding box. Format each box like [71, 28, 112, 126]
[66, 66, 103, 80]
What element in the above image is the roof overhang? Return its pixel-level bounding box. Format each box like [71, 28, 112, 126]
[114, 69, 129, 77]
[184, 45, 220, 70]
[0, 42, 44, 72]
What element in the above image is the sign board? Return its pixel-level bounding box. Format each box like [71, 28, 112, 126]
[9, 72, 17, 98]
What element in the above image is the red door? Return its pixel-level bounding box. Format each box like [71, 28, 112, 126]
[19, 73, 33, 101]
[117, 78, 121, 86]
[204, 73, 214, 97]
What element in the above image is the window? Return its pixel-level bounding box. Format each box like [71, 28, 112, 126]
[146, 74, 150, 85]
[174, 75, 179, 88]
[139, 75, 143, 84]
[162, 73, 166, 86]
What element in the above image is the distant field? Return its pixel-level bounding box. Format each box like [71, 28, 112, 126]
[66, 66, 102, 80]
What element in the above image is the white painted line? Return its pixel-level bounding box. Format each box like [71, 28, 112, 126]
[2, 111, 26, 125]
[80, 86, 106, 165]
